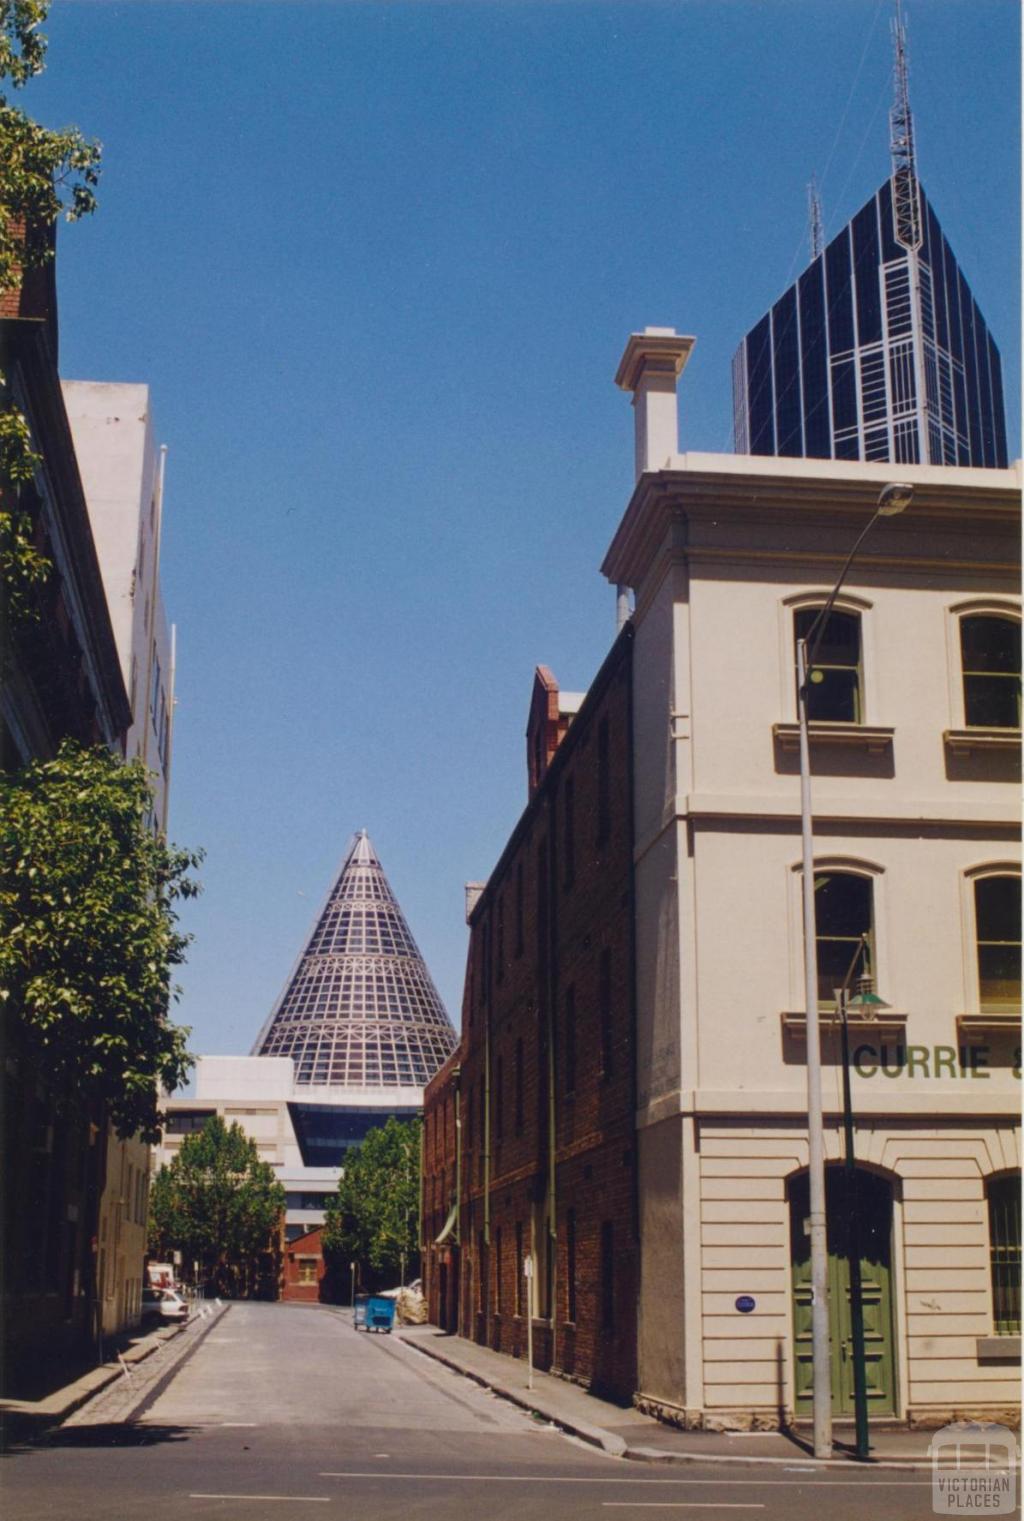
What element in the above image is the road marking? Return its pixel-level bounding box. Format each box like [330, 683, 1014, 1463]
[190, 1496, 329, 1504]
[602, 1507, 765, 1511]
[319, 1472, 932, 1487]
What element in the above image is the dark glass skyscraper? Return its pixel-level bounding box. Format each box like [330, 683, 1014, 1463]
[732, 177, 1007, 469]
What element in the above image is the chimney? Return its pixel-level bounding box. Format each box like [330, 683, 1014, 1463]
[615, 327, 695, 480]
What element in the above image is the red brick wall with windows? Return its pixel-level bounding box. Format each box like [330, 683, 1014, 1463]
[282, 1226, 326, 1302]
[421, 625, 637, 1400]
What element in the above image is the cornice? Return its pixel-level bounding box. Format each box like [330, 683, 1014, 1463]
[602, 457, 1022, 590]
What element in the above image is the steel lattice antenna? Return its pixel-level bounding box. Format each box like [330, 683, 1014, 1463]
[889, 0, 922, 249]
[807, 174, 824, 262]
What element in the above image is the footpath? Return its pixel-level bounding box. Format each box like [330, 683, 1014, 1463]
[0, 1299, 229, 1447]
[398, 1323, 943, 1470]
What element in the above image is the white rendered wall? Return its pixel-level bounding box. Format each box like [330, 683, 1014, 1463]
[64, 380, 174, 831]
[620, 451, 1021, 1426]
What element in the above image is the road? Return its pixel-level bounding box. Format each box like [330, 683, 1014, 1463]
[0, 1303, 955, 1520]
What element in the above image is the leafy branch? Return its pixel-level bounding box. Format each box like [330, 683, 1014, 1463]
[1, 0, 101, 613]
[0, 741, 202, 1142]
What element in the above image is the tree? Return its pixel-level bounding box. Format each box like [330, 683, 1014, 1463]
[322, 1116, 422, 1289]
[1, 0, 101, 612]
[0, 740, 201, 1141]
[148, 1117, 286, 1298]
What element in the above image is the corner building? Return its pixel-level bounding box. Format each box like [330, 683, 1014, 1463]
[613, 332, 1020, 1429]
[425, 325, 1021, 1433]
[422, 636, 639, 1400]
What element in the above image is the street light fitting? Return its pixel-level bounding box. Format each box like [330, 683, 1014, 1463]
[876, 482, 914, 516]
[846, 972, 892, 1014]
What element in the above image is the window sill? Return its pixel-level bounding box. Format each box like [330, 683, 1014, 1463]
[956, 1012, 1021, 1038]
[781, 1009, 908, 1038]
[944, 727, 1021, 756]
[976, 1335, 1020, 1362]
[773, 722, 895, 754]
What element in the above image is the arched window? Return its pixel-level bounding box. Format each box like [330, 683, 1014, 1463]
[987, 1173, 1022, 1336]
[814, 870, 873, 1006]
[974, 874, 1022, 1013]
[960, 614, 1021, 729]
[794, 607, 862, 723]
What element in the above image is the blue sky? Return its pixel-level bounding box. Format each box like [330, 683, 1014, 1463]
[35, 0, 1021, 1055]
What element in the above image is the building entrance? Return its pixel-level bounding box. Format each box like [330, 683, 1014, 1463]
[789, 1166, 897, 1417]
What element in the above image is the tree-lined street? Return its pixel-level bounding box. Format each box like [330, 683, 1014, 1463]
[2, 1303, 948, 1520]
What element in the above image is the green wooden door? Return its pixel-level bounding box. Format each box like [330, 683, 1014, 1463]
[790, 1168, 896, 1416]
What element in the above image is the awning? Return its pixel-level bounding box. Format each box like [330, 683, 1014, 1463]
[434, 1203, 458, 1246]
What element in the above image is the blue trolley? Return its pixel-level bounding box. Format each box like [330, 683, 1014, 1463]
[353, 1293, 396, 1333]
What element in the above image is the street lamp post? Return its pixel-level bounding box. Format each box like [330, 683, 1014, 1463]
[837, 945, 895, 1462]
[797, 481, 912, 1459]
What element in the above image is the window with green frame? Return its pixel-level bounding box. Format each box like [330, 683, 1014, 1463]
[975, 876, 1022, 1013]
[987, 1173, 1021, 1336]
[961, 615, 1021, 729]
[814, 871, 873, 1007]
[795, 608, 863, 723]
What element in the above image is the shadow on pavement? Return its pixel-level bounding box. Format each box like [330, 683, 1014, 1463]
[1, 1421, 197, 1455]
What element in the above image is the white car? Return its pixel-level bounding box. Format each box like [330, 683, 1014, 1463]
[141, 1286, 189, 1323]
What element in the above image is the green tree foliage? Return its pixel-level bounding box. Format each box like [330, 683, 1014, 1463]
[322, 1116, 422, 1286]
[0, 740, 201, 1141]
[1, 0, 101, 612]
[148, 1117, 286, 1298]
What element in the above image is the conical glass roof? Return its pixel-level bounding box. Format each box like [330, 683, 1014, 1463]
[252, 832, 457, 1089]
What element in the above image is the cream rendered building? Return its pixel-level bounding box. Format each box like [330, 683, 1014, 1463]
[65, 381, 176, 1338]
[606, 332, 1021, 1430]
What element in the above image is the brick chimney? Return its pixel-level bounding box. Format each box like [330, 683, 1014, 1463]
[615, 327, 695, 480]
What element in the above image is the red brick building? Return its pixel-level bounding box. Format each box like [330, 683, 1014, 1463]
[422, 626, 638, 1401]
[281, 1226, 327, 1302]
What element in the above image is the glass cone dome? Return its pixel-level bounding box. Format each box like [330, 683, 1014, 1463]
[251, 831, 457, 1089]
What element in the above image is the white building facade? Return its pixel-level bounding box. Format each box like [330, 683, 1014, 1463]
[606, 333, 1021, 1430]
[65, 380, 176, 1337]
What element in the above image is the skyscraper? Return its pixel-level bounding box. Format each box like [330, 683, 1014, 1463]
[732, 6, 1007, 470]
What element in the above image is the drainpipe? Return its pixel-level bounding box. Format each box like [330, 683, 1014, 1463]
[454, 1067, 462, 1249]
[546, 791, 558, 1340]
[625, 627, 641, 1252]
[417, 1118, 424, 1254]
[483, 921, 491, 1250]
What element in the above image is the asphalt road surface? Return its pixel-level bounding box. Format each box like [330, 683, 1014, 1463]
[0, 1303, 963, 1520]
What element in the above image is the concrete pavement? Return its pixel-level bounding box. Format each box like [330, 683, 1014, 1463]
[398, 1322, 959, 1469]
[0, 1299, 227, 1446]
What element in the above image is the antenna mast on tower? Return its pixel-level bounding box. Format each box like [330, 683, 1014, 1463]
[807, 175, 825, 262]
[890, 0, 922, 248]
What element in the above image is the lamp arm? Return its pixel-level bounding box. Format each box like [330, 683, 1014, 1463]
[836, 933, 872, 1017]
[802, 509, 883, 680]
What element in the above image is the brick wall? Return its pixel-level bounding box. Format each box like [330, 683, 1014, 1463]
[422, 626, 637, 1400]
[282, 1226, 326, 1302]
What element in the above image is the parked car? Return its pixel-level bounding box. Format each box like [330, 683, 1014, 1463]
[141, 1286, 189, 1323]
